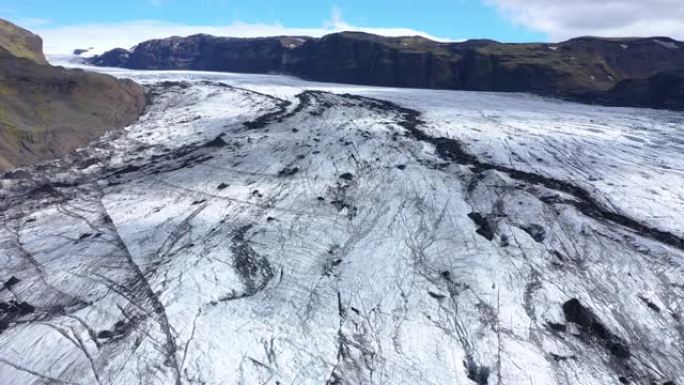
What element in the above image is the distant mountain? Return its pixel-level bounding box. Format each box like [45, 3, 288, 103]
[90, 32, 684, 109]
[0, 19, 146, 171]
[578, 68, 684, 110]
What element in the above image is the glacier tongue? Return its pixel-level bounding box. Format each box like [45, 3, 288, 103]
[0, 74, 683, 385]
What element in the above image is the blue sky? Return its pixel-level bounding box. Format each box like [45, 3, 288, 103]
[3, 0, 684, 55]
[3, 0, 543, 42]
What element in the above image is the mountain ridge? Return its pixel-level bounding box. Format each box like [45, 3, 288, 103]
[90, 31, 684, 109]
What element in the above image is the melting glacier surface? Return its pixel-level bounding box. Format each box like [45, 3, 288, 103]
[1, 65, 683, 385]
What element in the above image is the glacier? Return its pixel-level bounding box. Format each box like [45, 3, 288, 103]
[0, 66, 683, 385]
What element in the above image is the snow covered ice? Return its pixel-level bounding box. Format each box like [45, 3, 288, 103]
[1, 66, 683, 385]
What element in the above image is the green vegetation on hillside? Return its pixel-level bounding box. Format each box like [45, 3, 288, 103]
[0, 18, 47, 64]
[0, 18, 146, 171]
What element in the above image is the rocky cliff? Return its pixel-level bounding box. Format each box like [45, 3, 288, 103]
[91, 32, 684, 109]
[0, 18, 47, 64]
[577, 68, 684, 110]
[0, 19, 146, 171]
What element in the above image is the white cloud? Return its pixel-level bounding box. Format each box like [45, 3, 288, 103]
[31, 8, 452, 55]
[324, 5, 345, 29]
[488, 0, 684, 41]
[16, 17, 51, 27]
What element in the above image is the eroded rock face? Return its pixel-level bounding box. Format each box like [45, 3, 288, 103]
[0, 72, 682, 385]
[0, 18, 146, 171]
[90, 32, 684, 109]
[578, 69, 684, 110]
[89, 47, 130, 67]
[294, 33, 463, 89]
[562, 37, 684, 79]
[95, 34, 314, 72]
[0, 18, 46, 64]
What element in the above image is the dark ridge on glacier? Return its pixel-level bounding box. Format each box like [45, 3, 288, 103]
[0, 77, 682, 385]
[325, 91, 684, 252]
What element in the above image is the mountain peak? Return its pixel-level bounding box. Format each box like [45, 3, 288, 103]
[0, 18, 47, 64]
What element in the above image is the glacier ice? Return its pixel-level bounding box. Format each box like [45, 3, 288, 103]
[0, 67, 683, 385]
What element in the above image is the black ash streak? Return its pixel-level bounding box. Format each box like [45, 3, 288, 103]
[338, 92, 684, 252]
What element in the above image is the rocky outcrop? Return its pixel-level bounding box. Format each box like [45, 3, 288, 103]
[562, 37, 684, 79]
[0, 18, 46, 64]
[0, 19, 146, 171]
[91, 34, 314, 73]
[91, 32, 684, 109]
[576, 68, 684, 110]
[291, 33, 463, 89]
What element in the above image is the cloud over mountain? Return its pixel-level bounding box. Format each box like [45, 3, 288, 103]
[31, 8, 450, 55]
[489, 0, 684, 40]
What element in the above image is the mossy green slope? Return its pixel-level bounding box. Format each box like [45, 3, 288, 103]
[0, 19, 146, 171]
[0, 18, 47, 64]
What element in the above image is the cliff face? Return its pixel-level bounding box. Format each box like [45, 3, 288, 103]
[0, 18, 47, 64]
[93, 34, 314, 73]
[91, 32, 684, 109]
[292, 33, 463, 89]
[0, 19, 146, 171]
[460, 37, 684, 94]
[577, 69, 684, 110]
[563, 37, 684, 79]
